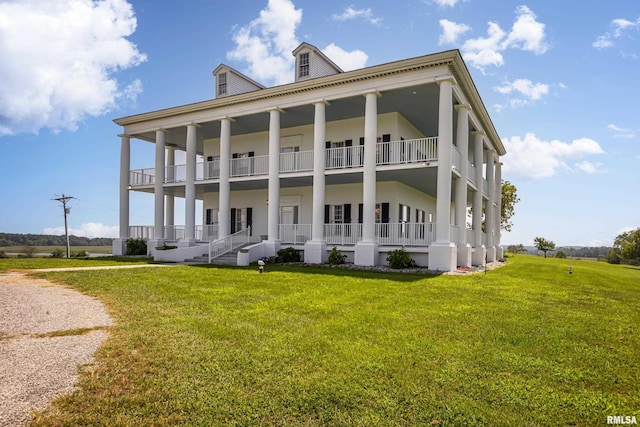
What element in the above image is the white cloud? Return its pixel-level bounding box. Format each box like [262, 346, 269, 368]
[332, 6, 382, 25]
[593, 17, 640, 49]
[44, 222, 119, 239]
[574, 160, 607, 174]
[494, 78, 549, 108]
[434, 0, 462, 7]
[322, 43, 368, 71]
[0, 0, 146, 135]
[450, 6, 547, 71]
[502, 133, 605, 180]
[438, 19, 471, 45]
[607, 123, 636, 139]
[227, 0, 367, 85]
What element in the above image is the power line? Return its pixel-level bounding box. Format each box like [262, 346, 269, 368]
[52, 194, 75, 258]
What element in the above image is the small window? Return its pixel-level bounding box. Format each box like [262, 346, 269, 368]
[299, 53, 309, 78]
[218, 72, 227, 96]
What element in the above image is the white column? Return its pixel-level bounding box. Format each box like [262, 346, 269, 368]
[305, 101, 328, 264]
[183, 123, 197, 245]
[165, 146, 175, 239]
[218, 118, 232, 239]
[113, 134, 130, 256]
[266, 108, 282, 256]
[153, 129, 166, 240]
[355, 91, 379, 266]
[472, 132, 486, 266]
[454, 105, 471, 267]
[485, 150, 496, 262]
[495, 160, 504, 259]
[428, 78, 457, 272]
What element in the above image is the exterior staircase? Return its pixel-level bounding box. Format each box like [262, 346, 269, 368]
[185, 245, 248, 265]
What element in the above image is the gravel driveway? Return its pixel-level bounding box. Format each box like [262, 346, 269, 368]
[0, 272, 113, 426]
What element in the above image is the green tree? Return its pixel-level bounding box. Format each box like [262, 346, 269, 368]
[507, 244, 527, 254]
[613, 228, 640, 264]
[534, 237, 555, 258]
[501, 180, 520, 232]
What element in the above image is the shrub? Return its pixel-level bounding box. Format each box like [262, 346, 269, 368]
[277, 247, 301, 263]
[328, 246, 347, 265]
[0, 251, 7, 258]
[71, 250, 89, 258]
[555, 250, 567, 259]
[126, 238, 147, 256]
[51, 248, 65, 258]
[22, 245, 37, 258]
[386, 248, 415, 269]
[607, 248, 621, 265]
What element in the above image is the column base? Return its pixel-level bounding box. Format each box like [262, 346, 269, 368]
[472, 245, 486, 266]
[112, 238, 127, 256]
[457, 244, 472, 268]
[263, 240, 281, 257]
[486, 246, 497, 263]
[355, 241, 379, 266]
[496, 246, 504, 260]
[304, 240, 327, 264]
[428, 242, 457, 272]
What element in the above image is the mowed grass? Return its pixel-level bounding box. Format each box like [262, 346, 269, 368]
[0, 256, 153, 272]
[0, 245, 113, 254]
[16, 255, 640, 426]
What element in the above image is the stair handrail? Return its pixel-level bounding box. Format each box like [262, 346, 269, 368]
[208, 226, 251, 263]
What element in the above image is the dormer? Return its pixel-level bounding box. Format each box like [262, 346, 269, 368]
[292, 42, 343, 82]
[213, 64, 265, 98]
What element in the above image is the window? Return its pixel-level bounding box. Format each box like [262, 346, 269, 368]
[232, 152, 254, 176]
[217, 72, 227, 96]
[230, 207, 252, 235]
[299, 52, 309, 78]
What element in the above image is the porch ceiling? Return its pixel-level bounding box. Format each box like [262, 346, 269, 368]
[131, 83, 440, 154]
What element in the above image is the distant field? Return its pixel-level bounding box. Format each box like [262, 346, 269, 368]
[0, 245, 112, 255]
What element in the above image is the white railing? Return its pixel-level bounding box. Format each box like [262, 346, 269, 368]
[376, 223, 434, 246]
[280, 150, 313, 173]
[279, 224, 312, 244]
[325, 146, 364, 169]
[230, 156, 268, 177]
[452, 147, 461, 171]
[468, 162, 477, 185]
[482, 178, 488, 195]
[130, 137, 439, 185]
[129, 169, 155, 186]
[202, 224, 219, 241]
[209, 227, 251, 262]
[128, 225, 154, 239]
[376, 137, 438, 165]
[324, 223, 362, 245]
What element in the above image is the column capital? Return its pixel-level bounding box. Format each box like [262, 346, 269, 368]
[219, 116, 235, 123]
[186, 122, 201, 128]
[267, 107, 285, 114]
[117, 133, 131, 139]
[455, 103, 472, 111]
[362, 90, 382, 98]
[312, 99, 330, 106]
[471, 130, 486, 136]
[154, 128, 169, 133]
[435, 75, 455, 85]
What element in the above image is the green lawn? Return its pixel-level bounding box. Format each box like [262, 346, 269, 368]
[11, 255, 639, 426]
[0, 245, 112, 254]
[0, 256, 153, 272]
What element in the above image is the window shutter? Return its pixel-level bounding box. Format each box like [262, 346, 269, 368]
[246, 208, 252, 236]
[232, 153, 238, 159]
[230, 208, 236, 234]
[248, 151, 254, 157]
[382, 134, 391, 142]
[344, 204, 351, 223]
[325, 141, 331, 149]
[359, 137, 365, 145]
[382, 203, 389, 223]
[324, 205, 330, 224]
[206, 209, 212, 225]
[358, 204, 363, 224]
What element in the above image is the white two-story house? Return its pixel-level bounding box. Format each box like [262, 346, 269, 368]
[112, 43, 505, 271]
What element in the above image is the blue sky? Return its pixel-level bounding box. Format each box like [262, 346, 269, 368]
[1, 0, 638, 247]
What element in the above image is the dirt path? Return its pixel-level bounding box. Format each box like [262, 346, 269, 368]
[0, 272, 113, 426]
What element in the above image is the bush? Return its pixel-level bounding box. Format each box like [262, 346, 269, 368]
[386, 248, 415, 269]
[126, 239, 147, 256]
[22, 245, 37, 258]
[71, 250, 89, 258]
[51, 248, 65, 258]
[555, 250, 567, 259]
[277, 247, 301, 263]
[0, 251, 7, 258]
[328, 246, 347, 265]
[607, 248, 621, 265]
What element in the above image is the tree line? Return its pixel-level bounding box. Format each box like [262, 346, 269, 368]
[0, 233, 112, 247]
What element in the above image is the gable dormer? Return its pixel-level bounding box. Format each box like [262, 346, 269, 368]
[213, 64, 265, 98]
[292, 42, 343, 82]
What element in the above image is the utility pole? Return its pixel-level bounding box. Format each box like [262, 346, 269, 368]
[53, 194, 75, 258]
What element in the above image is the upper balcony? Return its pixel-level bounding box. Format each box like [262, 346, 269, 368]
[129, 136, 488, 195]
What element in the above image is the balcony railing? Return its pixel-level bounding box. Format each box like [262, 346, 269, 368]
[129, 137, 438, 187]
[278, 224, 312, 244]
